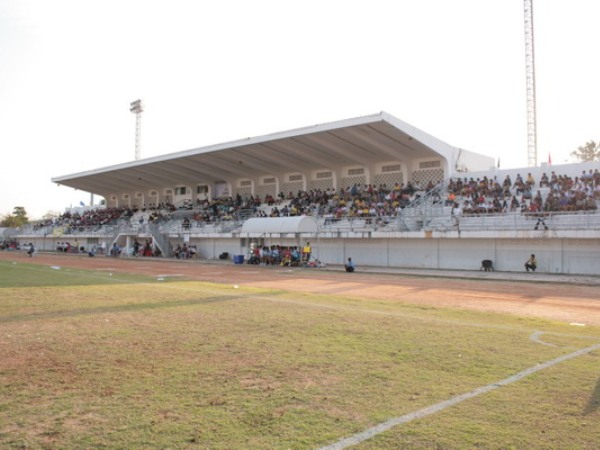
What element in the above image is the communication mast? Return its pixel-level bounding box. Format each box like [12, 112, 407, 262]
[129, 99, 144, 160]
[523, 0, 538, 167]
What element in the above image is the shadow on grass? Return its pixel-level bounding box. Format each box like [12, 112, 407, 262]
[0, 261, 155, 289]
[0, 293, 246, 324]
[584, 377, 600, 415]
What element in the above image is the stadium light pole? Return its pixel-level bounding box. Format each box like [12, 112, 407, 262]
[524, 0, 538, 167]
[130, 99, 144, 160]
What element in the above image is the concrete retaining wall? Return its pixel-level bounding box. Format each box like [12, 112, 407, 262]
[15, 234, 600, 276]
[189, 235, 600, 275]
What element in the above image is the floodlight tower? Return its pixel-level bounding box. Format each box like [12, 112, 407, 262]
[130, 99, 144, 160]
[524, 0, 538, 167]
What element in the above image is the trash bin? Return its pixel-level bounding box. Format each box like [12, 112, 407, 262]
[233, 254, 245, 264]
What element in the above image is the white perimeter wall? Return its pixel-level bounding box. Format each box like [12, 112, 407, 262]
[21, 235, 600, 275]
[189, 236, 600, 275]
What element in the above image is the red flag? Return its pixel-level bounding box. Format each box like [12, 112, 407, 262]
[548, 153, 552, 165]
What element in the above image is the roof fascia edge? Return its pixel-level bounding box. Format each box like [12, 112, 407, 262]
[54, 112, 461, 183]
[382, 112, 457, 160]
[52, 113, 390, 182]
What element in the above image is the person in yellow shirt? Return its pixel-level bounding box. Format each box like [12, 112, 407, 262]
[302, 242, 312, 262]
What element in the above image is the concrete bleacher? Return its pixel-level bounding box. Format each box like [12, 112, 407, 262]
[15, 175, 600, 241]
[11, 161, 600, 253]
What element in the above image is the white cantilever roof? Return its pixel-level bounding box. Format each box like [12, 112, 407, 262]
[52, 111, 458, 197]
[241, 216, 318, 235]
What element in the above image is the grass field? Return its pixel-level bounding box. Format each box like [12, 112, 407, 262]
[1, 259, 599, 449]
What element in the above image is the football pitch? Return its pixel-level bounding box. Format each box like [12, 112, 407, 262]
[1, 257, 599, 449]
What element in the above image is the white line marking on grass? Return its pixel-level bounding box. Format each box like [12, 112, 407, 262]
[250, 295, 600, 342]
[12, 263, 600, 450]
[316, 341, 600, 450]
[12, 266, 600, 344]
[530, 331, 557, 347]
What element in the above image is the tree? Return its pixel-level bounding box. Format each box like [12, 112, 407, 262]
[571, 140, 600, 162]
[12, 206, 28, 221]
[0, 206, 29, 227]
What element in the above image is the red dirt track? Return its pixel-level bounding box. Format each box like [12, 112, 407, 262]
[4, 252, 600, 327]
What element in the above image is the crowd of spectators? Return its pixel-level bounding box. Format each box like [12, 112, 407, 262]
[31, 206, 170, 232]
[19, 180, 432, 236]
[185, 181, 427, 227]
[1, 240, 20, 251]
[447, 169, 600, 215]
[246, 244, 319, 266]
[20, 168, 600, 238]
[117, 169, 600, 231]
[173, 242, 197, 259]
[282, 182, 426, 219]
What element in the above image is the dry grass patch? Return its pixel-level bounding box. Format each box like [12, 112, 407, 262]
[0, 261, 599, 449]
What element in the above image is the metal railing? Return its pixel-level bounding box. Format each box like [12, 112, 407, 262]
[12, 198, 600, 242]
[440, 210, 600, 232]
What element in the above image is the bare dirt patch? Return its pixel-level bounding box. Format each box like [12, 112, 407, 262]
[3, 252, 600, 327]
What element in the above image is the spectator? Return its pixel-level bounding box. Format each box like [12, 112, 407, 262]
[133, 239, 141, 256]
[110, 243, 120, 257]
[302, 242, 312, 262]
[534, 218, 548, 230]
[525, 254, 537, 272]
[344, 257, 355, 272]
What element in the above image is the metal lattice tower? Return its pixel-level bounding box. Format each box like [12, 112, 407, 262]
[524, 0, 538, 167]
[130, 99, 144, 160]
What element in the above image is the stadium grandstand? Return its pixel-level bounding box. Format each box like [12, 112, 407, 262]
[7, 111, 600, 275]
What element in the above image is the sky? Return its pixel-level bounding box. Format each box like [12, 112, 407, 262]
[1, 0, 599, 219]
